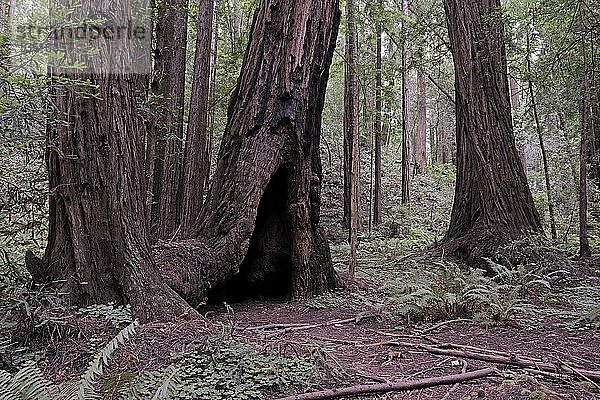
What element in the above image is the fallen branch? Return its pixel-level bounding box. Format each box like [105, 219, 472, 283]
[270, 368, 497, 400]
[247, 314, 376, 333]
[398, 341, 600, 382]
[420, 319, 472, 334]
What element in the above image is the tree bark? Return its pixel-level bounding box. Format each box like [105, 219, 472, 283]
[579, 18, 591, 259]
[440, 0, 542, 260]
[147, 0, 188, 240]
[401, 0, 411, 204]
[345, 0, 360, 275]
[35, 0, 195, 323]
[415, 67, 427, 174]
[373, 3, 383, 226]
[180, 0, 216, 237]
[157, 0, 342, 303]
[526, 33, 557, 240]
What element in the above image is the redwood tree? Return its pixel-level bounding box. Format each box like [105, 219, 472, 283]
[31, 0, 194, 322]
[180, 0, 216, 236]
[441, 0, 542, 259]
[151, 0, 342, 303]
[146, 0, 189, 239]
[30, 0, 340, 322]
[373, 0, 383, 226]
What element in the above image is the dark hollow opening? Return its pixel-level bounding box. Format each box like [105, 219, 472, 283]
[207, 167, 292, 303]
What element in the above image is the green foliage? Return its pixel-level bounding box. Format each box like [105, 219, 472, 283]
[76, 303, 133, 328]
[0, 321, 138, 400]
[119, 335, 316, 400]
[382, 260, 555, 325]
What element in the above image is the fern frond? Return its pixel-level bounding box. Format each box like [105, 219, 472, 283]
[0, 361, 58, 400]
[70, 319, 139, 400]
[151, 366, 179, 400]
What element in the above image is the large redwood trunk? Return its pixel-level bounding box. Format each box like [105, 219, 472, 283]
[156, 0, 341, 303]
[33, 1, 194, 322]
[441, 0, 542, 260]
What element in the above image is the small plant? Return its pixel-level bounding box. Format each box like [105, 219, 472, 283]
[77, 302, 133, 327]
[0, 320, 139, 400]
[383, 260, 539, 325]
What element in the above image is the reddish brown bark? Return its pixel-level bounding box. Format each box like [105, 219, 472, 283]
[157, 0, 341, 302]
[344, 0, 360, 275]
[415, 68, 427, 174]
[147, 0, 188, 239]
[34, 1, 195, 323]
[373, 4, 383, 226]
[180, 0, 216, 236]
[579, 22, 591, 259]
[401, 0, 411, 204]
[441, 0, 542, 259]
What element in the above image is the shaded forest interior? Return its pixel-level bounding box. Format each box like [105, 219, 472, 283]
[1, 0, 600, 398]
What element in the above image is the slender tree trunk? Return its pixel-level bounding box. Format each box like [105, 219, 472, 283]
[416, 67, 427, 174]
[180, 0, 216, 237]
[373, 1, 383, 226]
[526, 33, 557, 240]
[148, 0, 188, 239]
[440, 0, 542, 260]
[401, 0, 410, 204]
[509, 75, 527, 170]
[590, 35, 599, 185]
[345, 0, 360, 275]
[156, 0, 341, 303]
[32, 0, 195, 323]
[579, 19, 591, 258]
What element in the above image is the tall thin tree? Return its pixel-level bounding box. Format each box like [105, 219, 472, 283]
[180, 0, 216, 236]
[401, 0, 410, 204]
[526, 30, 557, 240]
[146, 0, 188, 239]
[579, 4, 591, 258]
[345, 0, 360, 275]
[373, 0, 383, 226]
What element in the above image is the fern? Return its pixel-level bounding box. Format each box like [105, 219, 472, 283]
[74, 320, 139, 400]
[0, 361, 58, 400]
[0, 320, 139, 400]
[151, 366, 179, 400]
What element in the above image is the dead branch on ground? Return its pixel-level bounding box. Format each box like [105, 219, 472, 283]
[270, 367, 497, 400]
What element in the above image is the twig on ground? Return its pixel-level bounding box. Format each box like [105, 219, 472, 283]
[440, 359, 468, 400]
[312, 336, 361, 345]
[270, 367, 497, 400]
[247, 314, 376, 333]
[420, 319, 472, 334]
[396, 341, 600, 382]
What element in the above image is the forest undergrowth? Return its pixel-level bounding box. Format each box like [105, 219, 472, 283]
[1, 163, 600, 399]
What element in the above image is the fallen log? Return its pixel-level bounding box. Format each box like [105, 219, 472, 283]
[270, 367, 497, 400]
[397, 341, 600, 382]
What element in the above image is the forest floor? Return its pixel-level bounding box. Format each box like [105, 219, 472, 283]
[10, 248, 598, 400]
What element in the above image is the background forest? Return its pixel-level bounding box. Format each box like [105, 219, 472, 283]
[1, 0, 600, 399]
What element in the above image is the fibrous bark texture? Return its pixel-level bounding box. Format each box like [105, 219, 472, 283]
[180, 0, 216, 236]
[36, 1, 194, 323]
[147, 0, 188, 239]
[31, 0, 341, 321]
[441, 0, 542, 260]
[158, 0, 341, 303]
